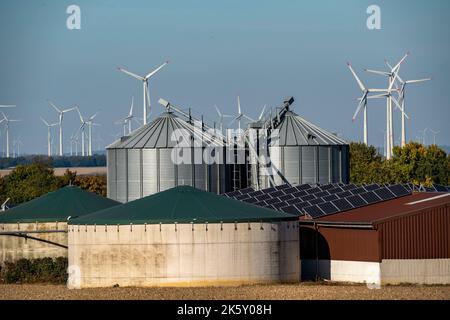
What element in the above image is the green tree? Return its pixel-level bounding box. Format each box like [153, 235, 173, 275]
[0, 162, 60, 206]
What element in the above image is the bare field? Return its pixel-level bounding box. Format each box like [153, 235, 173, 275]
[0, 283, 449, 300]
[0, 167, 106, 177]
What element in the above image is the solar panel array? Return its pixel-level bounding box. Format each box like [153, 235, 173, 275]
[223, 183, 413, 218]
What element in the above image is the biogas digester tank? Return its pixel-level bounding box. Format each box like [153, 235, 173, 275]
[67, 186, 300, 288]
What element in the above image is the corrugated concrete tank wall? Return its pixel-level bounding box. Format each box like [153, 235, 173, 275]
[107, 112, 233, 203]
[67, 221, 300, 288]
[0, 222, 67, 264]
[251, 109, 349, 189]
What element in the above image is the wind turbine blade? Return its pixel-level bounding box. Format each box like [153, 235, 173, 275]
[40, 117, 50, 126]
[63, 107, 77, 113]
[117, 67, 144, 80]
[391, 96, 410, 119]
[76, 108, 84, 122]
[366, 93, 388, 100]
[237, 96, 241, 114]
[405, 78, 432, 84]
[214, 105, 222, 117]
[0, 105, 15, 108]
[129, 97, 134, 116]
[352, 93, 367, 121]
[145, 61, 169, 80]
[346, 62, 366, 91]
[392, 52, 410, 71]
[89, 112, 99, 121]
[48, 100, 62, 113]
[258, 105, 267, 121]
[364, 69, 390, 76]
[243, 115, 255, 122]
[385, 60, 394, 70]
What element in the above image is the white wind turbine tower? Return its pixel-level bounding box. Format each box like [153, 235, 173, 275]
[84, 111, 100, 156]
[429, 129, 439, 145]
[364, 53, 409, 158]
[347, 62, 394, 145]
[48, 100, 77, 156]
[118, 61, 169, 126]
[0, 112, 22, 158]
[214, 105, 233, 134]
[41, 117, 58, 157]
[393, 74, 432, 147]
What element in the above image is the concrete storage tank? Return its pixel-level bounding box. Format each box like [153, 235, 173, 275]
[107, 108, 234, 203]
[0, 186, 119, 264]
[67, 186, 300, 288]
[253, 99, 349, 189]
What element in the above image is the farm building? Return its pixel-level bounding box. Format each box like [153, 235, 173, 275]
[67, 185, 300, 288]
[0, 186, 119, 264]
[299, 192, 450, 285]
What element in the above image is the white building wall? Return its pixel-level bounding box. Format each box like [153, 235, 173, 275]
[68, 221, 300, 288]
[380, 259, 450, 285]
[0, 222, 68, 264]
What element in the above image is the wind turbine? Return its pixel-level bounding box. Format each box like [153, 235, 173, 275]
[347, 62, 394, 145]
[229, 96, 255, 134]
[0, 112, 21, 158]
[75, 108, 88, 156]
[393, 75, 432, 147]
[419, 128, 428, 145]
[41, 117, 58, 157]
[429, 129, 439, 145]
[117, 97, 138, 135]
[13, 137, 23, 157]
[48, 100, 77, 156]
[364, 53, 409, 158]
[118, 61, 169, 125]
[214, 105, 233, 134]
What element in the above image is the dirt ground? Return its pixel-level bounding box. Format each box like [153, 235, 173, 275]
[0, 283, 449, 300]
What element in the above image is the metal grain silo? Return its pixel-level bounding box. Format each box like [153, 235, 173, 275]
[253, 98, 349, 189]
[107, 110, 233, 203]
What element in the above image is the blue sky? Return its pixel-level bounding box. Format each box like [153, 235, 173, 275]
[0, 0, 449, 154]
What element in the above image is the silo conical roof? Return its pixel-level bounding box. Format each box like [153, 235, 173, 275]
[0, 186, 120, 223]
[69, 185, 297, 225]
[273, 110, 347, 146]
[107, 112, 222, 149]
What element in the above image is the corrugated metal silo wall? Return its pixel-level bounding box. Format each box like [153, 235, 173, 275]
[127, 149, 141, 201]
[264, 145, 348, 187]
[115, 149, 127, 203]
[301, 146, 316, 184]
[142, 149, 158, 196]
[299, 225, 380, 262]
[341, 145, 350, 183]
[378, 204, 450, 259]
[106, 149, 117, 200]
[107, 147, 234, 202]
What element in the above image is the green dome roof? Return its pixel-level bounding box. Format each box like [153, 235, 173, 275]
[0, 186, 120, 223]
[69, 185, 297, 225]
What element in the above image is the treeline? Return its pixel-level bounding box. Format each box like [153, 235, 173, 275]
[0, 154, 106, 169]
[350, 142, 449, 186]
[0, 161, 107, 207]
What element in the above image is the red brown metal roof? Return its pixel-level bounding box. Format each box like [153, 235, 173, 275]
[316, 192, 450, 224]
